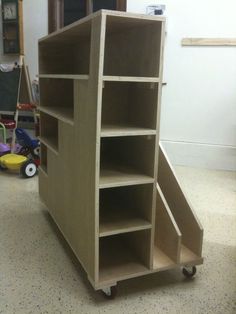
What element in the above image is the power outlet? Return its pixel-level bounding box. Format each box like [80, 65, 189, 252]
[146, 4, 166, 15]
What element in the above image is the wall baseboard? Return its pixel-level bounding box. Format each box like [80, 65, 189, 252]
[161, 140, 236, 171]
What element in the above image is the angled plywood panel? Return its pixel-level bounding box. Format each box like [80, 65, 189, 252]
[157, 143, 203, 258]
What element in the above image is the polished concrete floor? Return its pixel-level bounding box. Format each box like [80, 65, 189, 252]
[0, 166, 235, 314]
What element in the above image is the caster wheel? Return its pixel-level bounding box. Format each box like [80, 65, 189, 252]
[101, 286, 117, 299]
[182, 266, 197, 278]
[20, 160, 37, 178]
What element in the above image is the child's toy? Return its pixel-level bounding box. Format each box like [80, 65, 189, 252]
[0, 122, 7, 144]
[0, 143, 23, 156]
[0, 143, 10, 156]
[0, 154, 37, 178]
[15, 128, 40, 166]
[0, 128, 40, 178]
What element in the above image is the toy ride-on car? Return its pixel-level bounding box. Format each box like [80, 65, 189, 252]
[0, 154, 38, 178]
[15, 128, 40, 159]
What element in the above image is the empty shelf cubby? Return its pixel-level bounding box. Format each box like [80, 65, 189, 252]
[101, 81, 159, 137]
[99, 184, 153, 237]
[39, 78, 74, 124]
[39, 20, 91, 75]
[40, 112, 59, 154]
[100, 136, 156, 188]
[104, 16, 162, 77]
[99, 230, 151, 283]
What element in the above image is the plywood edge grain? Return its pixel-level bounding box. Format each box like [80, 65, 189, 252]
[182, 38, 236, 46]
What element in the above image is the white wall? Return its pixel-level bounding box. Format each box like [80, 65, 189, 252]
[128, 0, 236, 170]
[0, 0, 48, 79]
[23, 0, 48, 79]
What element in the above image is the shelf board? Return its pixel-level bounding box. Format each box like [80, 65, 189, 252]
[39, 74, 89, 80]
[101, 124, 156, 137]
[99, 238, 148, 284]
[103, 76, 160, 83]
[39, 136, 58, 155]
[100, 209, 151, 237]
[39, 106, 74, 126]
[180, 245, 202, 265]
[99, 164, 154, 188]
[153, 246, 176, 271]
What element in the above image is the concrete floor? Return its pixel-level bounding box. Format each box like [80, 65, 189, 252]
[0, 166, 235, 314]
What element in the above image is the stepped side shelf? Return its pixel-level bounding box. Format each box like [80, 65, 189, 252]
[154, 184, 181, 270]
[157, 143, 204, 265]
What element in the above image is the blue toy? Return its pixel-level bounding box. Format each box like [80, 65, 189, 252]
[15, 128, 40, 165]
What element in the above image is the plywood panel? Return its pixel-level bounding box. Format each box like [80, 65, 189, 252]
[155, 184, 181, 264]
[182, 38, 236, 46]
[158, 144, 203, 257]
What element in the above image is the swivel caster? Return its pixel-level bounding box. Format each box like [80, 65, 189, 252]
[182, 265, 197, 278]
[101, 286, 117, 299]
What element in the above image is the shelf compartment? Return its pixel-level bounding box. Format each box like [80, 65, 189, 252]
[154, 184, 181, 270]
[158, 143, 204, 259]
[101, 81, 159, 133]
[100, 136, 156, 188]
[39, 78, 74, 124]
[39, 142, 48, 174]
[39, 20, 91, 75]
[180, 245, 203, 265]
[100, 166, 154, 188]
[104, 16, 162, 77]
[40, 112, 59, 154]
[99, 184, 153, 237]
[99, 230, 151, 284]
[153, 247, 176, 271]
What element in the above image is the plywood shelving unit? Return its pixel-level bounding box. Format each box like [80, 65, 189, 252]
[38, 10, 203, 293]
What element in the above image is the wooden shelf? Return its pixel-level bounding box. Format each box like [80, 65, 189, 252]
[99, 236, 148, 284]
[100, 210, 151, 237]
[180, 245, 202, 265]
[39, 106, 74, 126]
[153, 246, 176, 271]
[101, 124, 157, 137]
[103, 76, 159, 83]
[40, 136, 58, 155]
[101, 81, 159, 132]
[38, 11, 203, 292]
[39, 74, 89, 80]
[100, 137, 156, 188]
[100, 164, 154, 188]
